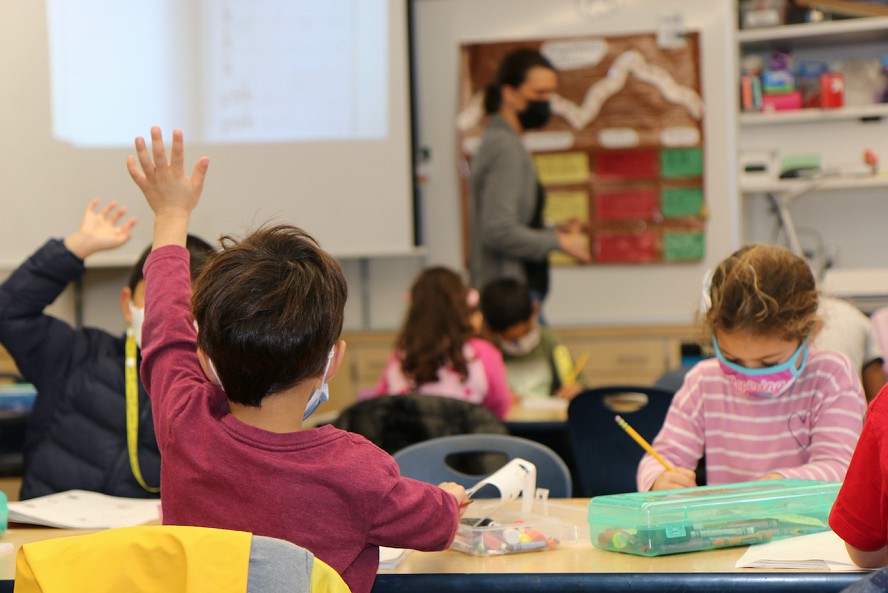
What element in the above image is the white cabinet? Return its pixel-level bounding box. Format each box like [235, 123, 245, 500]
[736, 16, 888, 269]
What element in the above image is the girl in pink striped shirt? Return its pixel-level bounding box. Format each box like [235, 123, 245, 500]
[638, 244, 866, 491]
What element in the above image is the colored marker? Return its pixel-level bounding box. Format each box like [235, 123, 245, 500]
[614, 415, 674, 471]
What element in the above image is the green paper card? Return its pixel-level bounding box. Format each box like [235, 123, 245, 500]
[664, 231, 704, 261]
[661, 187, 704, 217]
[661, 148, 703, 178]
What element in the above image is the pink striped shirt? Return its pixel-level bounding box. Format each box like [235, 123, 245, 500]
[371, 338, 513, 420]
[637, 350, 866, 491]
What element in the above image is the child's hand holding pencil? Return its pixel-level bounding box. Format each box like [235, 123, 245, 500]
[614, 415, 697, 491]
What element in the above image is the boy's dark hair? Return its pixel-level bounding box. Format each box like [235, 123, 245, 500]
[190, 225, 347, 407]
[484, 47, 556, 115]
[480, 277, 534, 333]
[129, 234, 214, 291]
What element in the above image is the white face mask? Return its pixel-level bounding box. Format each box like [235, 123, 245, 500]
[304, 349, 335, 420]
[499, 326, 541, 357]
[128, 302, 145, 348]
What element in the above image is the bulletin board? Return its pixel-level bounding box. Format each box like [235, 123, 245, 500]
[458, 32, 706, 265]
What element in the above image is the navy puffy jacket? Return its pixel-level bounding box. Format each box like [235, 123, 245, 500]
[0, 239, 160, 499]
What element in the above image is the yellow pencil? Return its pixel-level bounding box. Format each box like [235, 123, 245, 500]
[565, 351, 590, 386]
[614, 415, 674, 471]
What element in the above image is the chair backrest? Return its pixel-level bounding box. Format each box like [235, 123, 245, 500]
[652, 365, 693, 394]
[331, 394, 508, 454]
[393, 433, 572, 498]
[567, 386, 675, 498]
[14, 525, 350, 593]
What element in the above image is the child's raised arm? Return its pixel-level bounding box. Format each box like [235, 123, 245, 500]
[63, 198, 136, 260]
[127, 127, 209, 249]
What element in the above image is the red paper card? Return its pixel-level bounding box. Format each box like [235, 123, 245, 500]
[594, 151, 659, 179]
[594, 232, 657, 263]
[595, 187, 659, 221]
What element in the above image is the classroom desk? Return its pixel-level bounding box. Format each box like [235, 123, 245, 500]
[0, 502, 868, 593]
[373, 499, 867, 593]
[505, 399, 568, 433]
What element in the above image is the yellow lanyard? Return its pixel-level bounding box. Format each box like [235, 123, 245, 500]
[125, 329, 160, 493]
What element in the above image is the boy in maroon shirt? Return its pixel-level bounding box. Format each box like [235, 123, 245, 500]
[128, 127, 466, 593]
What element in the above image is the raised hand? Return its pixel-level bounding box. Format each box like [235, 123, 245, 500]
[127, 127, 209, 219]
[64, 199, 137, 260]
[127, 127, 209, 248]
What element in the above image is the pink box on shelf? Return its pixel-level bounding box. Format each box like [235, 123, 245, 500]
[761, 90, 802, 112]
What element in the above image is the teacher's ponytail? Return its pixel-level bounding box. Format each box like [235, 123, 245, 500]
[483, 83, 502, 114]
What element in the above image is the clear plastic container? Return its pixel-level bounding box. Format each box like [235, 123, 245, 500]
[452, 499, 586, 556]
[588, 479, 839, 556]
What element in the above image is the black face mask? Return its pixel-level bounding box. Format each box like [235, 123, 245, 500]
[518, 100, 552, 130]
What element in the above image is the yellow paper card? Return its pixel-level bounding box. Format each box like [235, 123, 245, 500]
[534, 152, 590, 185]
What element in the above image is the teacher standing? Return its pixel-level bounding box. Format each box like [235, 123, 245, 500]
[469, 48, 590, 304]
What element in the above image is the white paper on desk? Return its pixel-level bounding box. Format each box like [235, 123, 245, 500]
[735, 530, 871, 572]
[378, 547, 411, 570]
[8, 489, 161, 529]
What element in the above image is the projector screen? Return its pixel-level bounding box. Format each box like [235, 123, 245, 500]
[0, 0, 417, 267]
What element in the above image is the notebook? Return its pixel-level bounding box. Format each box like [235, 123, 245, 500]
[8, 490, 161, 529]
[735, 530, 872, 572]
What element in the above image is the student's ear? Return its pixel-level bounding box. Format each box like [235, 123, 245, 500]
[120, 287, 133, 324]
[325, 340, 348, 382]
[531, 300, 541, 324]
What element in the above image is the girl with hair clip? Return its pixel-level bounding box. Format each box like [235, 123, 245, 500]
[637, 244, 865, 492]
[370, 267, 514, 420]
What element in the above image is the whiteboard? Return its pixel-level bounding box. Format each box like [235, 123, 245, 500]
[413, 0, 741, 325]
[0, 0, 416, 268]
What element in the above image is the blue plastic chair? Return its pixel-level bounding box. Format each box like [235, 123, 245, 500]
[567, 386, 675, 498]
[393, 433, 572, 498]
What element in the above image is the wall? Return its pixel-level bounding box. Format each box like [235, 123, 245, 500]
[5, 0, 739, 334]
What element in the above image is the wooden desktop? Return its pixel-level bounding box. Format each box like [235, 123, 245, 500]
[0, 499, 868, 593]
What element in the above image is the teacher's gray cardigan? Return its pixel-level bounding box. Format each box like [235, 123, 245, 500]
[468, 115, 560, 291]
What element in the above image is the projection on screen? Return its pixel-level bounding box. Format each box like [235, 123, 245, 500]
[45, 0, 388, 147]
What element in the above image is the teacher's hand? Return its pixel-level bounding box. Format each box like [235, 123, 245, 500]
[556, 230, 592, 264]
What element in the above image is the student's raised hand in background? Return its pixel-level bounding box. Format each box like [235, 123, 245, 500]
[127, 127, 209, 249]
[650, 467, 697, 491]
[63, 198, 136, 260]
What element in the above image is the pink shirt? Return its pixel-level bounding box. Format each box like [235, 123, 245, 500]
[140, 246, 459, 593]
[371, 338, 513, 420]
[637, 351, 865, 491]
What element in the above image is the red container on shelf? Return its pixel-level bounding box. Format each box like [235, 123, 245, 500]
[820, 73, 845, 108]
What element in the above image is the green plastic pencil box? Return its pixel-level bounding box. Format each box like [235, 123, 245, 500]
[587, 479, 839, 556]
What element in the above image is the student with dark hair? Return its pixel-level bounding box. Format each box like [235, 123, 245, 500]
[370, 266, 513, 420]
[469, 47, 590, 303]
[480, 277, 583, 401]
[0, 199, 214, 499]
[129, 127, 466, 593]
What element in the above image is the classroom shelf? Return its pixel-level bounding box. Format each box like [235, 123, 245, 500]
[736, 15, 888, 49]
[739, 103, 888, 126]
[740, 174, 888, 194]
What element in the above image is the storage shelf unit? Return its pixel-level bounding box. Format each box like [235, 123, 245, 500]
[736, 15, 888, 264]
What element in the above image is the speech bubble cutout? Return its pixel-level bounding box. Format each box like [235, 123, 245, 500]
[541, 39, 608, 71]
